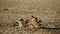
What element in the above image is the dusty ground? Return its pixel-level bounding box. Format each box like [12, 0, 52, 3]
[0, 0, 60, 34]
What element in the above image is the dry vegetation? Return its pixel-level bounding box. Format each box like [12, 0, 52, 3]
[0, 0, 60, 34]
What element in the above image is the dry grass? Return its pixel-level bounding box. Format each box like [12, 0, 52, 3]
[0, 0, 60, 34]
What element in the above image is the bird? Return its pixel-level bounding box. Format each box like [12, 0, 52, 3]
[17, 19, 24, 28]
[31, 16, 43, 28]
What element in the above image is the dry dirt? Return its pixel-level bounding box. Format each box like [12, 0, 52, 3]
[0, 0, 60, 34]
